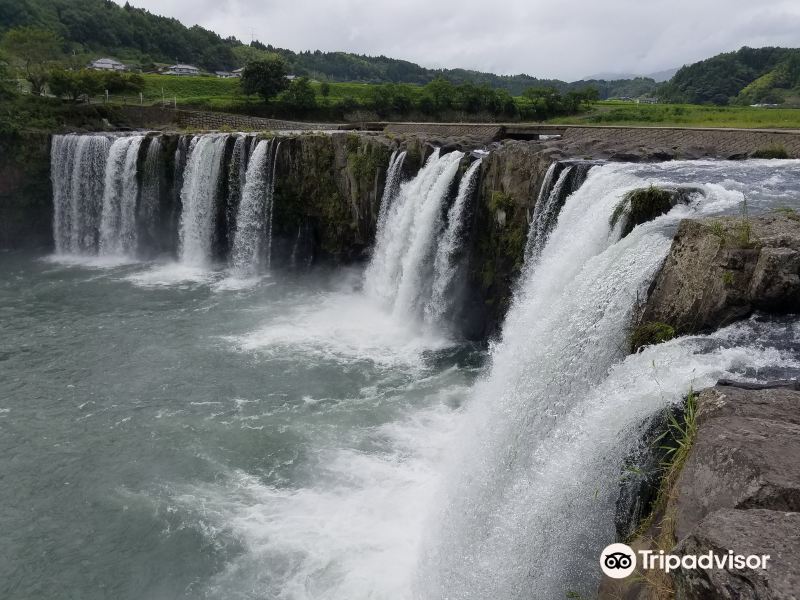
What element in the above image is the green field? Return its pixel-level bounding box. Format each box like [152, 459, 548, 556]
[548, 100, 800, 129]
[134, 75, 421, 111]
[139, 74, 243, 104]
[125, 76, 800, 129]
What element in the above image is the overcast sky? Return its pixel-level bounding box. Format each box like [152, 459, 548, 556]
[119, 0, 800, 80]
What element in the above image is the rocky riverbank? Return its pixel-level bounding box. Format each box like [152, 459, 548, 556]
[600, 212, 800, 600]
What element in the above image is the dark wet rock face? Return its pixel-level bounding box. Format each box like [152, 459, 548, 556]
[673, 509, 800, 599]
[639, 214, 800, 335]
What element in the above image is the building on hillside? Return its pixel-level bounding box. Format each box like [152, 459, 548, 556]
[163, 64, 200, 76]
[215, 71, 236, 78]
[232, 68, 244, 77]
[636, 97, 659, 104]
[89, 58, 127, 71]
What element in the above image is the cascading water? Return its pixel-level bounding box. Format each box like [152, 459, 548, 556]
[98, 135, 145, 257]
[424, 158, 483, 326]
[178, 134, 228, 267]
[525, 161, 596, 266]
[138, 137, 162, 228]
[226, 135, 251, 238]
[51, 134, 110, 254]
[364, 149, 465, 321]
[230, 138, 281, 275]
[374, 150, 407, 242]
[417, 161, 798, 599]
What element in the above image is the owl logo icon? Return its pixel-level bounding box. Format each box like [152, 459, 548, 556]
[600, 543, 636, 578]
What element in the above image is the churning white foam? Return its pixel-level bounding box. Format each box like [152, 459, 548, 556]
[230, 290, 454, 368]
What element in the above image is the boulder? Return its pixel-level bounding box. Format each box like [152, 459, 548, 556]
[673, 509, 800, 599]
[673, 385, 800, 540]
[639, 214, 800, 334]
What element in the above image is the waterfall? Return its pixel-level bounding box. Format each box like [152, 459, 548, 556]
[226, 135, 251, 240]
[424, 158, 483, 326]
[230, 138, 280, 275]
[374, 150, 407, 243]
[178, 135, 228, 267]
[138, 137, 162, 247]
[98, 136, 144, 257]
[51, 134, 110, 254]
[364, 149, 464, 320]
[264, 141, 281, 271]
[416, 163, 754, 598]
[525, 161, 596, 267]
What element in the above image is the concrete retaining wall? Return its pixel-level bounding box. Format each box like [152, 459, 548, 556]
[116, 106, 341, 131]
[561, 126, 800, 158]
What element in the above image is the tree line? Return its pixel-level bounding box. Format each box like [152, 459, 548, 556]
[0, 27, 597, 122]
[241, 56, 598, 120]
[1, 26, 144, 98]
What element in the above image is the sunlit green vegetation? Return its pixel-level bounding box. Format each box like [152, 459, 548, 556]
[548, 100, 800, 129]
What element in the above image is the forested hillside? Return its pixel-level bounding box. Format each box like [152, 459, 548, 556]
[659, 46, 800, 105]
[0, 0, 656, 97]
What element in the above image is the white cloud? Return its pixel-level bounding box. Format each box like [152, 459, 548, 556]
[118, 0, 800, 80]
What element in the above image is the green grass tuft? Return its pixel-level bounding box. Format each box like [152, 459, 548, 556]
[751, 144, 789, 159]
[630, 322, 676, 353]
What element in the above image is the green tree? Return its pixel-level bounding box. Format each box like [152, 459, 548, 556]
[320, 81, 330, 99]
[421, 76, 455, 113]
[241, 56, 288, 102]
[281, 76, 316, 112]
[1, 27, 63, 95]
[49, 69, 104, 101]
[99, 71, 144, 94]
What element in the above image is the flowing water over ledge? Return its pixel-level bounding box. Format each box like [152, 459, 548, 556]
[2, 152, 799, 599]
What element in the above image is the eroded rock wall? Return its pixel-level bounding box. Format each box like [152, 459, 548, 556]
[0, 133, 52, 250]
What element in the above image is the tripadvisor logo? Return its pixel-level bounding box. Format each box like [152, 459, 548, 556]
[600, 543, 771, 579]
[600, 543, 636, 579]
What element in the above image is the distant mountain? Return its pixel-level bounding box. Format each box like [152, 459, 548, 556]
[658, 47, 800, 105]
[647, 68, 678, 83]
[583, 68, 677, 83]
[583, 72, 641, 81]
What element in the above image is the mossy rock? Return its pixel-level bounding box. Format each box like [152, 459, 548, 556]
[489, 190, 515, 213]
[630, 322, 676, 353]
[611, 185, 701, 237]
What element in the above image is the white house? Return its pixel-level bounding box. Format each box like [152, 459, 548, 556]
[89, 58, 127, 71]
[163, 64, 200, 76]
